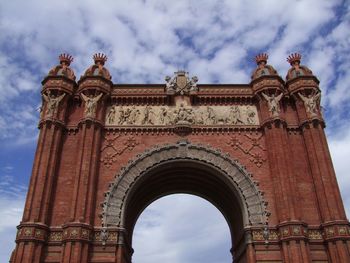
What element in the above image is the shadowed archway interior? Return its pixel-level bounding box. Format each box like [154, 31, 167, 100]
[125, 159, 243, 248]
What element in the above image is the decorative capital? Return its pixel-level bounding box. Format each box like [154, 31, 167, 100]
[287, 53, 302, 66]
[59, 53, 73, 66]
[93, 53, 108, 65]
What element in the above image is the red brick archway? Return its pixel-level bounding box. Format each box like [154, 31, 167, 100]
[11, 54, 350, 263]
[102, 141, 269, 262]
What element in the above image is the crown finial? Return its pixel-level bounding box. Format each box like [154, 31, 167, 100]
[287, 53, 301, 65]
[255, 53, 268, 65]
[93, 53, 108, 65]
[59, 53, 73, 65]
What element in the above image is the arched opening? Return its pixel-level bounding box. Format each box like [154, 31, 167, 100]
[132, 194, 232, 263]
[124, 159, 244, 246]
[102, 142, 268, 263]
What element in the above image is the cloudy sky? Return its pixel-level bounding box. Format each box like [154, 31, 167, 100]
[0, 0, 349, 262]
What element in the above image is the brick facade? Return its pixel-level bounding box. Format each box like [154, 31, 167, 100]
[11, 53, 350, 262]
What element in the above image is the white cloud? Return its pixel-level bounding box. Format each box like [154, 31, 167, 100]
[133, 194, 231, 263]
[0, 195, 25, 232]
[328, 126, 350, 219]
[0, 174, 26, 262]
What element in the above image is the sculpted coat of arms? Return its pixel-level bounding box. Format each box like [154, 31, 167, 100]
[165, 70, 198, 95]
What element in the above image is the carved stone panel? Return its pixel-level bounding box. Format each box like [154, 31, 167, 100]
[105, 105, 259, 126]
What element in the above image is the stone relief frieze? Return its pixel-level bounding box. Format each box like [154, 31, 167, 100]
[105, 105, 259, 126]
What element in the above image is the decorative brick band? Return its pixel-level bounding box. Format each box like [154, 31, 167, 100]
[16, 223, 49, 243]
[248, 222, 350, 244]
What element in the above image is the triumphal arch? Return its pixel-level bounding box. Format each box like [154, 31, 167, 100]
[11, 53, 350, 262]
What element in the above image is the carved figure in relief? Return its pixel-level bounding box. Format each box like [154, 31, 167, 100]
[142, 106, 155, 125]
[261, 92, 283, 117]
[160, 107, 173, 125]
[216, 111, 229, 124]
[106, 106, 116, 124]
[206, 106, 217, 124]
[246, 106, 257, 124]
[229, 106, 244, 124]
[129, 106, 141, 125]
[81, 92, 103, 118]
[105, 105, 260, 126]
[174, 104, 194, 124]
[195, 108, 205, 125]
[117, 107, 125, 125]
[42, 91, 65, 117]
[121, 108, 132, 124]
[159, 107, 166, 124]
[185, 108, 194, 123]
[298, 92, 320, 117]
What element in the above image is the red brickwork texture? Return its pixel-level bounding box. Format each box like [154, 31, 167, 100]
[11, 57, 350, 262]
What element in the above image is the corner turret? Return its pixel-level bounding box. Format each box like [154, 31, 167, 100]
[250, 53, 285, 125]
[41, 53, 77, 122]
[251, 53, 278, 80]
[285, 53, 322, 123]
[78, 53, 112, 122]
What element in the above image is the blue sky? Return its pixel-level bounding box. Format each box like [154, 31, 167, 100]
[0, 0, 349, 262]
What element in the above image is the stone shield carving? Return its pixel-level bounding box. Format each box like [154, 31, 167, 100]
[102, 141, 269, 229]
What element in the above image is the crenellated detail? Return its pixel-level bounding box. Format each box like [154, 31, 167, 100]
[251, 53, 278, 80]
[83, 53, 111, 80]
[47, 53, 76, 81]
